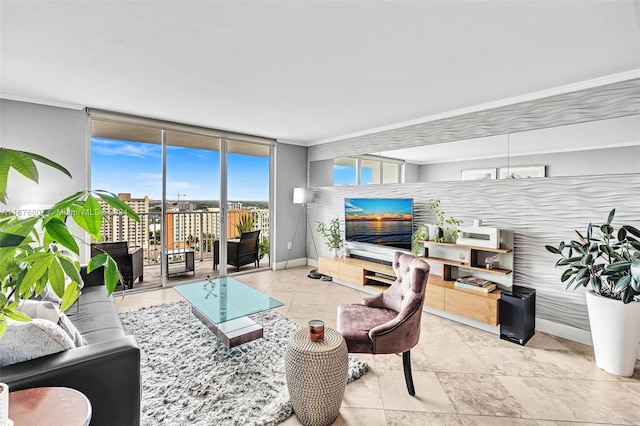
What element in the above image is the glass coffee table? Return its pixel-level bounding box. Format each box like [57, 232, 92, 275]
[175, 276, 283, 348]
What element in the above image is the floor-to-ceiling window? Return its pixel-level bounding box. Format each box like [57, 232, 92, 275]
[225, 140, 272, 274]
[90, 111, 274, 289]
[333, 155, 403, 185]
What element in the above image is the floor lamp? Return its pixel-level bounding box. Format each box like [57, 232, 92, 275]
[284, 187, 318, 271]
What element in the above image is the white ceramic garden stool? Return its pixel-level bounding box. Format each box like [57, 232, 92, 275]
[285, 328, 348, 426]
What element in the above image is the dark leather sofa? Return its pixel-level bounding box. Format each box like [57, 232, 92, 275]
[0, 267, 141, 426]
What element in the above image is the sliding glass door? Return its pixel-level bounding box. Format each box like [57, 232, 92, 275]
[225, 140, 272, 274]
[164, 131, 221, 280]
[90, 113, 274, 289]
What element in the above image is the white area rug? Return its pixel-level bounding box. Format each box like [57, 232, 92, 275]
[120, 301, 368, 426]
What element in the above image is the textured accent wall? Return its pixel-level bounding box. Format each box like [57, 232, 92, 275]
[309, 78, 640, 162]
[308, 174, 640, 331]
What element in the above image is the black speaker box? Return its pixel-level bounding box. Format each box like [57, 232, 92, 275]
[499, 285, 536, 346]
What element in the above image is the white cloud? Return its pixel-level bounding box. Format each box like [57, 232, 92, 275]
[92, 138, 160, 158]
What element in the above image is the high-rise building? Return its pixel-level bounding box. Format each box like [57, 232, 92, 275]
[98, 193, 149, 247]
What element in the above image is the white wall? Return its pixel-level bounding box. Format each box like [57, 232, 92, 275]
[1, 99, 90, 260]
[1, 99, 89, 210]
[274, 142, 309, 267]
[419, 145, 640, 182]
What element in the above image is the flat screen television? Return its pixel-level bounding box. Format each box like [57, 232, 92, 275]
[344, 198, 414, 250]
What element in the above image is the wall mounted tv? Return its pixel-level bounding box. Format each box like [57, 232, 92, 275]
[344, 198, 414, 250]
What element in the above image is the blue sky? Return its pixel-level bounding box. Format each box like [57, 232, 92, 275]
[344, 198, 413, 217]
[91, 138, 269, 201]
[334, 164, 372, 185]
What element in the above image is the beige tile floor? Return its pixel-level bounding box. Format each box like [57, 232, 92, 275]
[115, 267, 640, 426]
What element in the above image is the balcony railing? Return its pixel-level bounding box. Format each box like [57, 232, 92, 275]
[99, 211, 269, 267]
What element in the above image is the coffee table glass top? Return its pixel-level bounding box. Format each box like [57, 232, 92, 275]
[175, 276, 283, 324]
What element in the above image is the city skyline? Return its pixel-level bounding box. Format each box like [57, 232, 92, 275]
[91, 138, 270, 201]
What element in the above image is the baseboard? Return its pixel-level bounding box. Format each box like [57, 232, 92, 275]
[536, 318, 640, 360]
[535, 318, 592, 346]
[273, 258, 308, 270]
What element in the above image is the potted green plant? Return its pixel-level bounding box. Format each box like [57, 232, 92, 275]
[411, 225, 428, 256]
[316, 217, 342, 256]
[427, 199, 463, 243]
[234, 212, 254, 237]
[545, 209, 640, 376]
[0, 148, 139, 338]
[258, 236, 269, 260]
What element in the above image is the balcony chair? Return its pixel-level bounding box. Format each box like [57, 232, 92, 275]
[90, 241, 144, 289]
[337, 252, 430, 396]
[213, 230, 261, 272]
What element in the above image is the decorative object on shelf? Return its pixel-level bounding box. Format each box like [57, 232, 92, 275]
[457, 225, 500, 248]
[338, 247, 347, 258]
[316, 217, 343, 254]
[545, 208, 640, 376]
[473, 219, 482, 227]
[308, 319, 325, 342]
[425, 224, 441, 241]
[426, 198, 463, 243]
[499, 165, 546, 179]
[461, 168, 497, 180]
[0, 148, 139, 339]
[456, 276, 493, 287]
[411, 225, 428, 256]
[485, 253, 501, 269]
[454, 281, 497, 294]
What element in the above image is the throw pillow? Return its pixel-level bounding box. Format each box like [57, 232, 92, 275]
[0, 318, 75, 366]
[37, 284, 62, 304]
[17, 300, 86, 347]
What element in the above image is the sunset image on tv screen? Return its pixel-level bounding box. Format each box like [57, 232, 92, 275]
[344, 198, 413, 249]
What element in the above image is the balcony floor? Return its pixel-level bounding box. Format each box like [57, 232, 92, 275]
[125, 255, 271, 291]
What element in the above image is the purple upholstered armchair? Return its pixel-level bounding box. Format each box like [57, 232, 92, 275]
[337, 252, 430, 396]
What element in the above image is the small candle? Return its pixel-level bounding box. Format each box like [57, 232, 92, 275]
[308, 320, 325, 342]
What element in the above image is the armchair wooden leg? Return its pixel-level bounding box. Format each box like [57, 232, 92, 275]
[402, 350, 415, 396]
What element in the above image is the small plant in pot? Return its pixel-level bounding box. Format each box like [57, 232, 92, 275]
[316, 217, 342, 256]
[411, 225, 428, 256]
[427, 199, 463, 243]
[545, 209, 640, 376]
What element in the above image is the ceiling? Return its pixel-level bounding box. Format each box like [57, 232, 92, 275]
[1, 1, 639, 146]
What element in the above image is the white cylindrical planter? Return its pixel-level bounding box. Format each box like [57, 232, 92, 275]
[0, 382, 8, 426]
[586, 291, 640, 377]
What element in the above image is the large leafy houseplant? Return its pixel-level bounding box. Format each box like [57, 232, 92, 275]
[545, 209, 640, 303]
[0, 148, 139, 338]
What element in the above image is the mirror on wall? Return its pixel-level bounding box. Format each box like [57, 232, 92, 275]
[309, 114, 640, 186]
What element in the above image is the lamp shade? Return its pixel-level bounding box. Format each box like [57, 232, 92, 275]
[293, 187, 314, 204]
